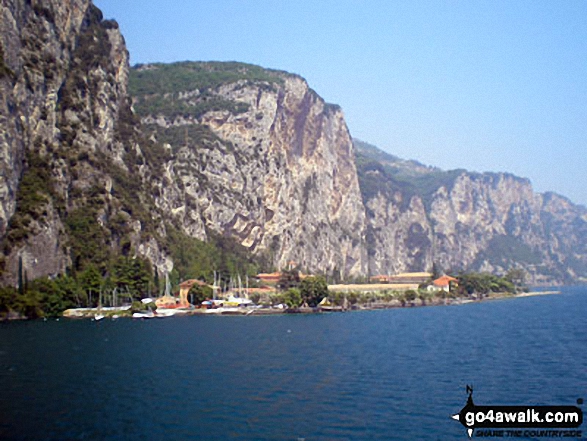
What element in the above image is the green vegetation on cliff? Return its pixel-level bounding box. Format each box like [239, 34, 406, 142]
[130, 61, 284, 96]
[2, 152, 58, 254]
[164, 225, 265, 286]
[355, 145, 463, 211]
[129, 61, 285, 119]
[472, 235, 542, 267]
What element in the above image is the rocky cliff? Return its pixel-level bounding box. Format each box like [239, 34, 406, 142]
[0, 0, 170, 285]
[1, 0, 586, 288]
[356, 140, 587, 284]
[131, 62, 368, 278]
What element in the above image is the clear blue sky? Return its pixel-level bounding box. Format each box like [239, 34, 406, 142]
[94, 0, 587, 206]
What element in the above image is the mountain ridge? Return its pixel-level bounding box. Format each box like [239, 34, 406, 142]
[0, 0, 586, 295]
[355, 138, 587, 284]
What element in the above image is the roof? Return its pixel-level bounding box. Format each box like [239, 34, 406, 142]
[241, 287, 274, 293]
[433, 275, 458, 287]
[370, 272, 432, 283]
[256, 271, 313, 281]
[394, 272, 432, 278]
[256, 272, 281, 281]
[179, 279, 210, 289]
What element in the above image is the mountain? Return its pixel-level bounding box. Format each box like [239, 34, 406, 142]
[129, 61, 367, 278]
[0, 0, 170, 286]
[0, 0, 367, 288]
[355, 140, 587, 284]
[1, 0, 586, 294]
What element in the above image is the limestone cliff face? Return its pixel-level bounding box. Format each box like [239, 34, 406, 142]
[134, 65, 368, 277]
[0, 0, 85, 237]
[356, 141, 587, 284]
[2, 1, 586, 286]
[0, 0, 171, 284]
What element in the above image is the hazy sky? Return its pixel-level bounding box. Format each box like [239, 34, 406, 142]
[94, 0, 587, 206]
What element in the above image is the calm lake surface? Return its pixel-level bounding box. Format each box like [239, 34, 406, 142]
[1, 287, 586, 440]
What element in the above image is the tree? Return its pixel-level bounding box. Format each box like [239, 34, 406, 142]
[457, 272, 516, 297]
[505, 268, 527, 292]
[18, 256, 24, 295]
[112, 256, 152, 300]
[79, 264, 102, 305]
[277, 269, 300, 291]
[0, 286, 18, 317]
[330, 267, 342, 284]
[299, 276, 328, 307]
[54, 274, 85, 309]
[283, 288, 302, 308]
[189, 284, 213, 305]
[418, 289, 432, 305]
[404, 290, 417, 303]
[154, 269, 160, 297]
[249, 292, 261, 305]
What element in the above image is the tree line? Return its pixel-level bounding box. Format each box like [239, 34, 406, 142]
[0, 255, 155, 319]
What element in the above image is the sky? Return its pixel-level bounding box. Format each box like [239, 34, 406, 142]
[94, 0, 587, 206]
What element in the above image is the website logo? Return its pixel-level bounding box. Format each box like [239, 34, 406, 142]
[451, 385, 583, 438]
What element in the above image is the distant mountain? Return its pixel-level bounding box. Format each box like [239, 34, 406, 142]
[354, 139, 439, 177]
[355, 140, 587, 284]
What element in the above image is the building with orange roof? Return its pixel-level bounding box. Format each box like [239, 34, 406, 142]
[370, 275, 391, 283]
[256, 272, 282, 284]
[256, 270, 313, 286]
[370, 272, 431, 284]
[429, 275, 458, 292]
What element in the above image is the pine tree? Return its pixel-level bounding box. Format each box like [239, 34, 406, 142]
[18, 257, 24, 295]
[154, 269, 160, 297]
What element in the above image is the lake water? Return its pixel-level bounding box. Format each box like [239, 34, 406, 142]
[0, 287, 586, 440]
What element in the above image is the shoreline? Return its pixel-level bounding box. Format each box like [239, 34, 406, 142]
[512, 290, 561, 297]
[56, 289, 563, 319]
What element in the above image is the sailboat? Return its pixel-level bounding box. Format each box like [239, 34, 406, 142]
[94, 288, 105, 321]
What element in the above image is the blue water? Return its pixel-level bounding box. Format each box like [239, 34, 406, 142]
[0, 287, 586, 440]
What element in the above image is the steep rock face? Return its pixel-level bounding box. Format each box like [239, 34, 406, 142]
[366, 192, 432, 273]
[429, 174, 543, 272]
[356, 141, 587, 284]
[0, 0, 85, 237]
[132, 63, 368, 277]
[0, 0, 171, 284]
[2, 1, 585, 287]
[0, 0, 92, 281]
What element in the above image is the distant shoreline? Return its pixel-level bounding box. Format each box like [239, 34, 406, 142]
[56, 289, 563, 319]
[513, 290, 561, 297]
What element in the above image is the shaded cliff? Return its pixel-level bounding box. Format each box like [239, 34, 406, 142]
[0, 0, 171, 285]
[355, 140, 587, 284]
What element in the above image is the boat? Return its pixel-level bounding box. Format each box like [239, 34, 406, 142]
[132, 311, 155, 319]
[94, 314, 105, 321]
[155, 309, 186, 318]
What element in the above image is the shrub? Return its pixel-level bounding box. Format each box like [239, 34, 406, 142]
[283, 288, 302, 308]
[299, 276, 328, 307]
